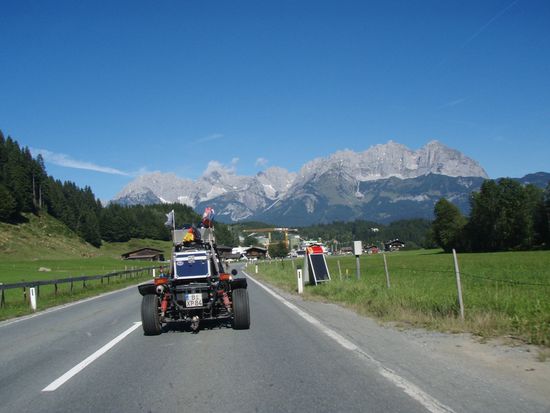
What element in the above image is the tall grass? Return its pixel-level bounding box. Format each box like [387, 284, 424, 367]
[253, 250, 550, 346]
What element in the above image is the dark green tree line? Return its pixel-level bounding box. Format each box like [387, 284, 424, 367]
[297, 218, 432, 249]
[432, 178, 549, 252]
[99, 203, 237, 246]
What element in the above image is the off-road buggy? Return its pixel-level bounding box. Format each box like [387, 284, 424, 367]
[138, 226, 250, 335]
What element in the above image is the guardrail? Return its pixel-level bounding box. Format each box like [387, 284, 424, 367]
[0, 267, 155, 308]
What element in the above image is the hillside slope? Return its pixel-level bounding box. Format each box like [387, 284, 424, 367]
[0, 213, 172, 261]
[0, 213, 97, 260]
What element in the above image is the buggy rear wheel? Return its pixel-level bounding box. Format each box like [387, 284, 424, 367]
[141, 294, 162, 335]
[232, 288, 250, 330]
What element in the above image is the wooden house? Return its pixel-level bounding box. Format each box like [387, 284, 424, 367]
[121, 248, 165, 261]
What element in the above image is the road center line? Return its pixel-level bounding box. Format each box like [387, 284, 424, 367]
[245, 271, 455, 413]
[42, 322, 142, 392]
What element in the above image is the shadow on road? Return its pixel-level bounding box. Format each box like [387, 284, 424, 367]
[161, 318, 233, 334]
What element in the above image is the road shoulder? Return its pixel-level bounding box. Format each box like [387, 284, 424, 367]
[254, 277, 550, 410]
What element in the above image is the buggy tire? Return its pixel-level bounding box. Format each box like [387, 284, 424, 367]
[232, 288, 250, 330]
[141, 294, 162, 335]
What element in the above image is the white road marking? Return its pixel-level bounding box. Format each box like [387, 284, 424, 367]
[245, 272, 456, 413]
[0, 285, 138, 329]
[42, 322, 142, 392]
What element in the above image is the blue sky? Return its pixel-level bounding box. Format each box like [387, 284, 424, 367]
[1, 0, 549, 201]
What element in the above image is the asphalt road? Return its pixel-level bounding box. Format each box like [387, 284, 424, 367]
[0, 267, 548, 413]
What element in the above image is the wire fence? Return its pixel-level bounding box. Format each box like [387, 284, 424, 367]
[254, 251, 550, 345]
[459, 272, 550, 287]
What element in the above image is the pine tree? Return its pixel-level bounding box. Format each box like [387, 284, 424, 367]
[0, 183, 17, 221]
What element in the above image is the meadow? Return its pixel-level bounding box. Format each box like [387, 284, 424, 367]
[0, 214, 173, 320]
[253, 249, 550, 347]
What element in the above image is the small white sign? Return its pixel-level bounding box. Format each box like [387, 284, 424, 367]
[353, 241, 363, 256]
[30, 287, 37, 312]
[297, 269, 303, 294]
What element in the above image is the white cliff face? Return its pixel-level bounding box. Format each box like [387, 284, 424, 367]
[112, 140, 489, 221]
[256, 167, 297, 199]
[295, 140, 487, 184]
[113, 162, 297, 210]
[114, 172, 195, 204]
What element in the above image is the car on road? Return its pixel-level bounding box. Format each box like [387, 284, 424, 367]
[138, 236, 250, 335]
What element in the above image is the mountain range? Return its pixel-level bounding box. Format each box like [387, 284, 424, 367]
[113, 140, 549, 225]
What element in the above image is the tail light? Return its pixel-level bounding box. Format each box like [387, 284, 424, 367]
[219, 273, 232, 281]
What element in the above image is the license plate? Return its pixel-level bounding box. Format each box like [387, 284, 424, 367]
[185, 293, 203, 307]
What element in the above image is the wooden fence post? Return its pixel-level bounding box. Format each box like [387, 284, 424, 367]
[452, 249, 465, 321]
[383, 252, 391, 288]
[337, 260, 342, 281]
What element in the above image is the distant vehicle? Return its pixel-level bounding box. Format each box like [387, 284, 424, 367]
[138, 222, 250, 335]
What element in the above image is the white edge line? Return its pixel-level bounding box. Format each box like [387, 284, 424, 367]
[42, 322, 142, 392]
[0, 284, 138, 328]
[244, 271, 456, 413]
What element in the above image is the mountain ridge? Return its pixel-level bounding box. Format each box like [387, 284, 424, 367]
[112, 140, 547, 225]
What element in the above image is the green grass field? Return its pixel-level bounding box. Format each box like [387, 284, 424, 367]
[253, 250, 550, 347]
[0, 213, 173, 320]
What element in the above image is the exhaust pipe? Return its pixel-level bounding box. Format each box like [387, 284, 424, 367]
[191, 315, 200, 333]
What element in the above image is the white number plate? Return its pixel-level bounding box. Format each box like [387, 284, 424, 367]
[185, 293, 203, 307]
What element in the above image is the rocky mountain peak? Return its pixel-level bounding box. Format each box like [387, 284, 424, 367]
[112, 140, 491, 223]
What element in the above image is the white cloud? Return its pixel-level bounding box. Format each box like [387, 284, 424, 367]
[195, 133, 224, 144]
[31, 148, 131, 176]
[202, 160, 236, 176]
[255, 157, 269, 167]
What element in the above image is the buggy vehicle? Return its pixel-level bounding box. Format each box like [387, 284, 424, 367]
[138, 225, 250, 335]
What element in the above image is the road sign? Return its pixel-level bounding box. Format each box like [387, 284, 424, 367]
[353, 241, 363, 256]
[307, 253, 330, 285]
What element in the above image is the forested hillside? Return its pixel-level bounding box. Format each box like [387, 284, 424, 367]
[0, 131, 103, 245]
[0, 132, 236, 247]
